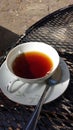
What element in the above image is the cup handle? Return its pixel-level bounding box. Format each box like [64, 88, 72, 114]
[7, 79, 24, 93]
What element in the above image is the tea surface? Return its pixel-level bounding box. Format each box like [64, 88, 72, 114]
[12, 51, 53, 79]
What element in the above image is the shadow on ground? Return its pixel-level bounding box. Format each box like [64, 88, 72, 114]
[0, 26, 19, 51]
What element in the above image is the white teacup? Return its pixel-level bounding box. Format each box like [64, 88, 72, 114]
[6, 42, 59, 93]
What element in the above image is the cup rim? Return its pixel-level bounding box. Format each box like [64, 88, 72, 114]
[6, 42, 60, 82]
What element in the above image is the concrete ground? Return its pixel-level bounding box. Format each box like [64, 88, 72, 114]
[0, 0, 73, 50]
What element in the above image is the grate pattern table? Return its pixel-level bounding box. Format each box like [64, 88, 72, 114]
[0, 5, 73, 130]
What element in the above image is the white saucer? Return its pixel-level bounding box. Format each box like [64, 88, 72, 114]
[0, 58, 70, 106]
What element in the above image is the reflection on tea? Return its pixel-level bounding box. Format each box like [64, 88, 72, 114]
[12, 51, 53, 79]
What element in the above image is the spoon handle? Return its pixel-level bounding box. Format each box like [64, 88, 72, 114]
[25, 84, 49, 130]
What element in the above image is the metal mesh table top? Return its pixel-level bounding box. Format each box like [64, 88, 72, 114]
[0, 5, 73, 130]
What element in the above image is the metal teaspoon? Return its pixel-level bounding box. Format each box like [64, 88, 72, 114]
[25, 78, 58, 130]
